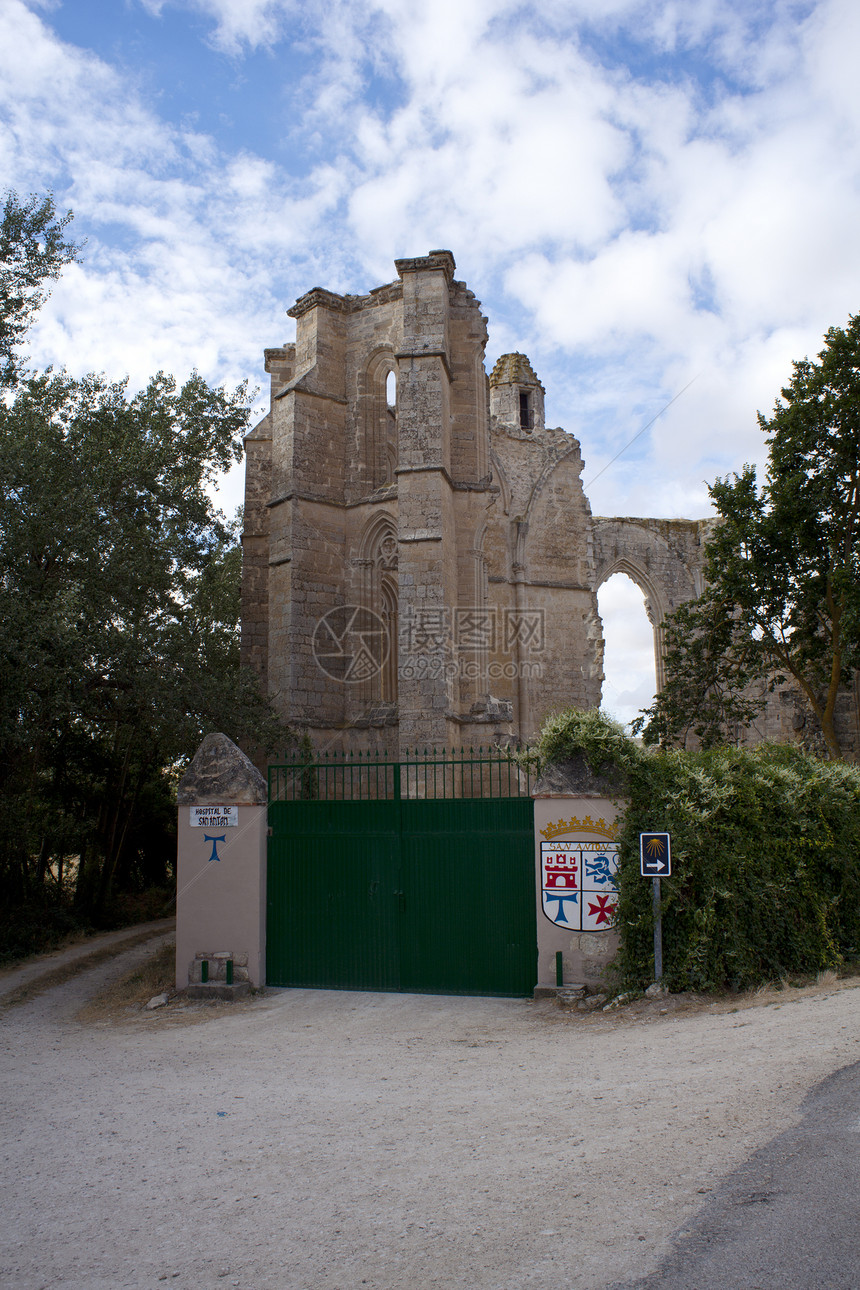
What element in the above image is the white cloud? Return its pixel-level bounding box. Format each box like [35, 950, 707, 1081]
[803, 0, 860, 123]
[0, 0, 353, 393]
[140, 0, 298, 54]
[4, 0, 860, 534]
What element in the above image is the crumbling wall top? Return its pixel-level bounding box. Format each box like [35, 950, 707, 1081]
[489, 352, 546, 392]
[287, 287, 348, 319]
[395, 249, 456, 282]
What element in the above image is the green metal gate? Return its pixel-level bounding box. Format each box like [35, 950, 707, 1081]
[267, 749, 537, 997]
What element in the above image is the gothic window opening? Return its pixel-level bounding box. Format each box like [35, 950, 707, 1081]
[519, 390, 532, 431]
[596, 572, 658, 730]
[362, 352, 399, 491]
[357, 517, 399, 707]
[380, 576, 398, 703]
[384, 369, 397, 483]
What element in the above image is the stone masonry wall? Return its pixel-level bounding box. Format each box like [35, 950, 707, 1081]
[241, 252, 857, 761]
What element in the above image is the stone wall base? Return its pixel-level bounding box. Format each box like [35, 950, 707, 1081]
[184, 982, 252, 1001]
[533, 983, 586, 1001]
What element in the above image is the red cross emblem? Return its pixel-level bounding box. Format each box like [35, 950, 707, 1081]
[586, 894, 617, 927]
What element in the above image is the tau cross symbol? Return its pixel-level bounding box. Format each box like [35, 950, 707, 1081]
[204, 833, 226, 862]
[545, 890, 579, 924]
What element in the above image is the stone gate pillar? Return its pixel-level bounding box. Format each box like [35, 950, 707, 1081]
[532, 757, 627, 995]
[175, 732, 268, 993]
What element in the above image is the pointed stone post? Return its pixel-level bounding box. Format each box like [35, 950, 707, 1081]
[175, 733, 268, 994]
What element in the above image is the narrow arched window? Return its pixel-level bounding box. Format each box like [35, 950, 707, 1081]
[384, 369, 397, 483]
[361, 354, 398, 491]
[357, 517, 398, 708]
[380, 576, 398, 703]
[519, 390, 532, 431]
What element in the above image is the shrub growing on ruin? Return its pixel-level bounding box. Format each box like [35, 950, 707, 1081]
[526, 706, 643, 778]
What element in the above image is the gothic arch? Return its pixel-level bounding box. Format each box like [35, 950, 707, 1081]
[357, 512, 398, 704]
[595, 556, 668, 691]
[595, 555, 667, 623]
[591, 518, 707, 694]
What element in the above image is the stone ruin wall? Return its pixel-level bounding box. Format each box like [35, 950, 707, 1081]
[241, 251, 859, 762]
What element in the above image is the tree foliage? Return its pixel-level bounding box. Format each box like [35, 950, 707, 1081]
[0, 190, 79, 385]
[635, 317, 860, 759]
[615, 743, 860, 992]
[525, 705, 642, 777]
[0, 194, 291, 943]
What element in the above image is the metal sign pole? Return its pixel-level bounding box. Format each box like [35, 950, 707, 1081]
[652, 876, 662, 982]
[641, 833, 670, 986]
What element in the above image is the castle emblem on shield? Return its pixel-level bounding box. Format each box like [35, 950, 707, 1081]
[541, 841, 619, 931]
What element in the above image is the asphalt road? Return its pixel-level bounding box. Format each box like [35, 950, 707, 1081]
[611, 1057, 860, 1290]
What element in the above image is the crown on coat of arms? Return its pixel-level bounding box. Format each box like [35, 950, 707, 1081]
[540, 815, 620, 841]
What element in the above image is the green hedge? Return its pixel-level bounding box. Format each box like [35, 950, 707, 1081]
[617, 743, 860, 991]
[529, 710, 860, 991]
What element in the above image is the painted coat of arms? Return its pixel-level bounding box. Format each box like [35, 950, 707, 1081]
[540, 841, 619, 931]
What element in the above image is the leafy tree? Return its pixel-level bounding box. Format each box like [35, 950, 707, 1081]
[0, 194, 291, 936]
[0, 367, 290, 921]
[0, 190, 80, 385]
[636, 317, 860, 760]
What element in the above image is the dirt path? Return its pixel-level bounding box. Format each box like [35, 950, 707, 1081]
[2, 940, 860, 1290]
[0, 919, 175, 1007]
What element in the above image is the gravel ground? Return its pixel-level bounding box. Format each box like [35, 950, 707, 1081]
[2, 933, 860, 1290]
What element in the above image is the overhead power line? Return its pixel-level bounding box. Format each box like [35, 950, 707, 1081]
[583, 374, 701, 490]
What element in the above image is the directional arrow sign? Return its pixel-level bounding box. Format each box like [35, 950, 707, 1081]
[640, 832, 671, 877]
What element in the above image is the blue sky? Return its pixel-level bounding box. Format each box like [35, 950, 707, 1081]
[3, 0, 859, 723]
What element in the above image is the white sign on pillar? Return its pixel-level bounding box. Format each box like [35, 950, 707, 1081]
[189, 805, 239, 829]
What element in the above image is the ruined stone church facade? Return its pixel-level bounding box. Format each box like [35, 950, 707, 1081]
[239, 250, 820, 757]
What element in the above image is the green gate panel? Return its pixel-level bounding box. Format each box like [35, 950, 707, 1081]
[266, 802, 401, 990]
[399, 799, 536, 997]
[266, 773, 537, 997]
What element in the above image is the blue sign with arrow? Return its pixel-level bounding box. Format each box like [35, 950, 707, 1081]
[640, 832, 671, 877]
